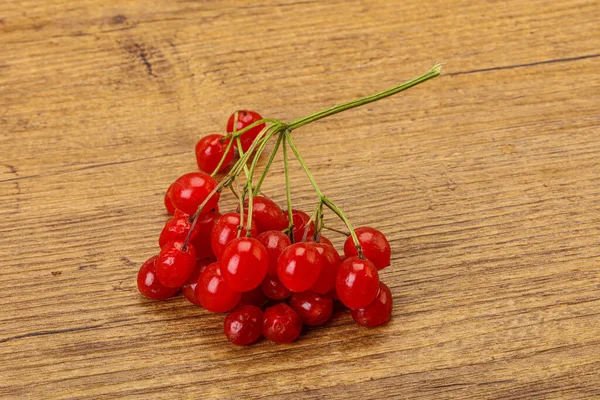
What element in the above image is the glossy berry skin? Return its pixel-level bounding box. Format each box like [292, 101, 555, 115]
[181, 259, 211, 305]
[257, 230, 292, 276]
[335, 256, 380, 310]
[168, 172, 220, 215]
[195, 134, 234, 174]
[211, 212, 258, 259]
[164, 183, 176, 215]
[224, 305, 263, 346]
[286, 209, 315, 242]
[226, 110, 265, 152]
[260, 274, 292, 300]
[350, 282, 393, 327]
[242, 196, 287, 233]
[344, 227, 391, 270]
[262, 303, 303, 344]
[195, 262, 241, 313]
[236, 286, 267, 308]
[156, 242, 197, 288]
[158, 216, 196, 249]
[277, 242, 322, 292]
[289, 291, 334, 326]
[190, 211, 221, 260]
[220, 237, 269, 292]
[310, 243, 342, 295]
[137, 256, 179, 299]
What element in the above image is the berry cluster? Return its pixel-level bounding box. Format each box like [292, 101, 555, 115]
[135, 65, 442, 345]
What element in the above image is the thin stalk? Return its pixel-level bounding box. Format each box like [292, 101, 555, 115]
[182, 125, 276, 249]
[288, 63, 441, 131]
[210, 138, 234, 177]
[282, 136, 294, 242]
[322, 225, 350, 236]
[253, 133, 283, 196]
[285, 131, 363, 257]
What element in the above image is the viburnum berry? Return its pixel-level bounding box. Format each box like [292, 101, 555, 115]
[335, 256, 380, 309]
[289, 291, 334, 326]
[190, 210, 221, 260]
[137, 256, 179, 299]
[262, 303, 303, 343]
[195, 262, 241, 313]
[181, 259, 211, 305]
[243, 196, 287, 233]
[236, 286, 267, 308]
[257, 230, 291, 276]
[210, 212, 258, 259]
[158, 215, 197, 249]
[168, 172, 220, 215]
[286, 209, 315, 242]
[310, 243, 342, 295]
[224, 305, 263, 346]
[156, 241, 197, 288]
[260, 274, 292, 300]
[350, 282, 393, 327]
[226, 110, 266, 152]
[164, 183, 176, 216]
[344, 227, 391, 270]
[195, 134, 234, 173]
[277, 242, 322, 292]
[220, 237, 269, 292]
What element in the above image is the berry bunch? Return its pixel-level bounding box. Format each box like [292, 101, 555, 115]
[136, 65, 442, 345]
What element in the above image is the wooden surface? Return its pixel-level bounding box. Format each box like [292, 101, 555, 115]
[1, 0, 599, 398]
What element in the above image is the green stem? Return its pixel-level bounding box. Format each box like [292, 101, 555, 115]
[210, 137, 234, 177]
[284, 131, 324, 198]
[282, 136, 294, 242]
[322, 225, 350, 236]
[225, 118, 283, 140]
[285, 131, 363, 257]
[236, 137, 251, 180]
[288, 63, 441, 131]
[253, 133, 282, 196]
[182, 124, 276, 249]
[322, 198, 363, 258]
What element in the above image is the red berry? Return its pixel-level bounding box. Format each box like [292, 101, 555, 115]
[195, 134, 234, 173]
[220, 237, 269, 292]
[350, 282, 393, 327]
[181, 259, 211, 305]
[195, 262, 241, 313]
[277, 242, 322, 292]
[156, 242, 197, 288]
[164, 183, 176, 216]
[168, 172, 220, 215]
[260, 274, 292, 300]
[190, 211, 221, 260]
[262, 303, 302, 343]
[210, 212, 258, 259]
[344, 227, 391, 270]
[236, 286, 267, 308]
[310, 243, 342, 294]
[243, 196, 287, 233]
[224, 305, 263, 346]
[289, 291, 334, 326]
[257, 230, 291, 276]
[335, 256, 379, 310]
[286, 209, 315, 242]
[226, 110, 265, 152]
[137, 256, 179, 299]
[158, 216, 196, 249]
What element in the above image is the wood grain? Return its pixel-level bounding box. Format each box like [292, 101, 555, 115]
[1, 0, 599, 398]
